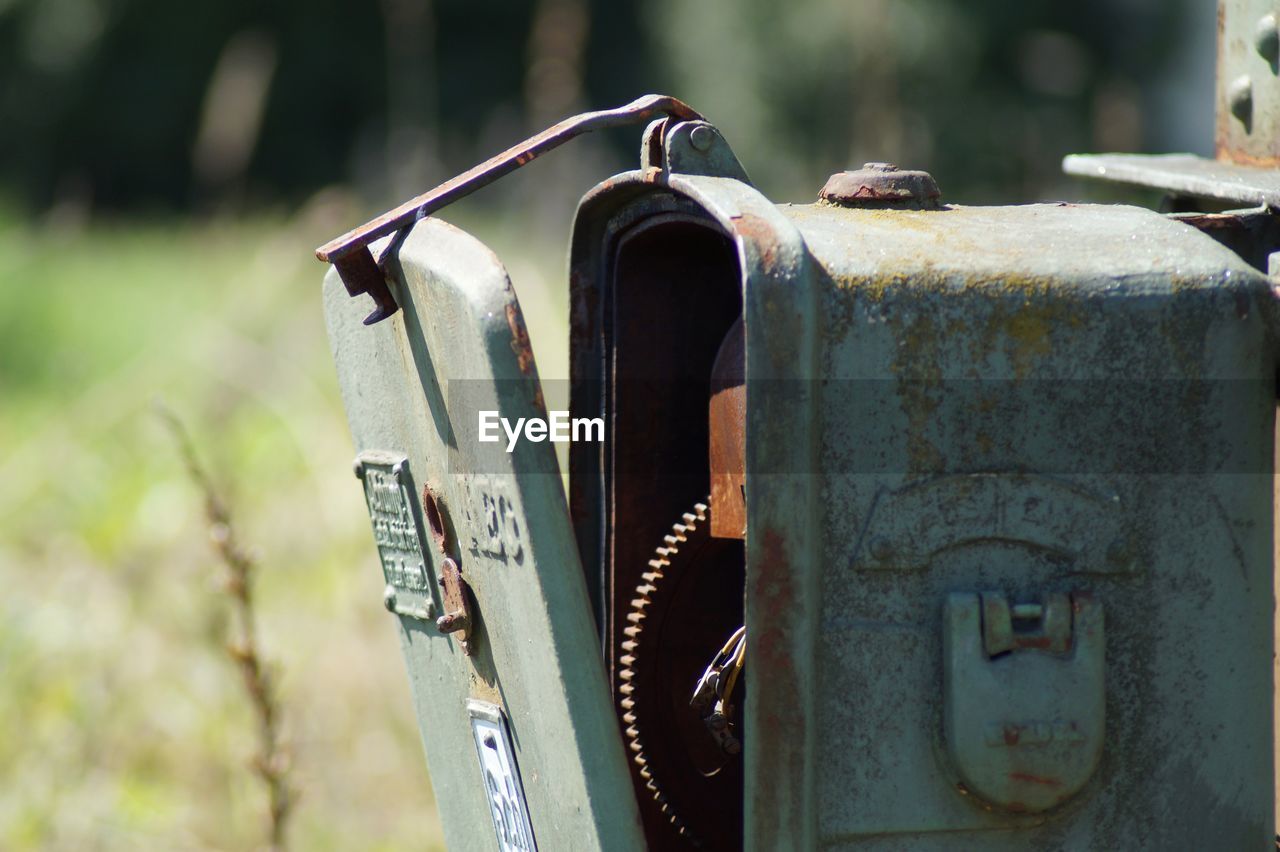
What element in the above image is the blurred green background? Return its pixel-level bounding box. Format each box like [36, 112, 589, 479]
[0, 0, 1213, 849]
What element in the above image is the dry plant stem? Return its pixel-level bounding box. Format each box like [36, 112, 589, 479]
[158, 405, 294, 851]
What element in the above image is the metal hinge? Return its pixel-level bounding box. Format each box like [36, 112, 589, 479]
[315, 94, 703, 325]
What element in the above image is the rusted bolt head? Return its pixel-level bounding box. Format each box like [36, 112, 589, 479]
[820, 162, 942, 209]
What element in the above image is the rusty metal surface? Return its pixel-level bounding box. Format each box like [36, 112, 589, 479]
[818, 163, 942, 209]
[777, 197, 1276, 847]
[709, 317, 746, 540]
[1063, 151, 1280, 207]
[1168, 205, 1280, 272]
[315, 94, 701, 324]
[567, 163, 1280, 847]
[1218, 0, 1280, 165]
[435, 556, 474, 655]
[568, 169, 820, 851]
[593, 212, 741, 848]
[616, 500, 745, 850]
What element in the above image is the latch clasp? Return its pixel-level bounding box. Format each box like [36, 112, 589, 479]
[943, 591, 1104, 814]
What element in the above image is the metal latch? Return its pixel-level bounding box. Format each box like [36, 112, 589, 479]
[315, 94, 702, 325]
[943, 591, 1104, 814]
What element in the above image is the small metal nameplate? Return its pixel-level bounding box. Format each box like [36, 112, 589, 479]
[354, 451, 436, 621]
[468, 700, 537, 851]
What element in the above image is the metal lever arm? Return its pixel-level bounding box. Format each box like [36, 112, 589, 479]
[316, 93, 703, 324]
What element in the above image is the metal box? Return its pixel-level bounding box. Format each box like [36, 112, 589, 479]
[320, 94, 1278, 849]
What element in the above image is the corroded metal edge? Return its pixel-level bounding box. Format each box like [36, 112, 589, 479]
[1063, 152, 1280, 206]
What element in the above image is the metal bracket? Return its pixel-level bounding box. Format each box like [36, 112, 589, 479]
[661, 120, 751, 184]
[1217, 0, 1280, 165]
[315, 94, 703, 325]
[1063, 2, 1280, 208]
[1062, 152, 1280, 208]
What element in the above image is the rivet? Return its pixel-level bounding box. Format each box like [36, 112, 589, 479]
[383, 584, 398, 612]
[1228, 74, 1254, 128]
[689, 124, 716, 152]
[869, 536, 894, 561]
[1256, 14, 1279, 67]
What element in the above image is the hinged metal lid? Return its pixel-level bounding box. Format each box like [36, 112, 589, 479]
[324, 216, 644, 851]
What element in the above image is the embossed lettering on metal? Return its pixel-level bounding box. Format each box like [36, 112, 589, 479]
[354, 451, 436, 621]
[468, 700, 537, 851]
[853, 473, 1130, 573]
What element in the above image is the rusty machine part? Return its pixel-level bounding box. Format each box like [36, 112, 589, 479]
[617, 500, 745, 850]
[689, 624, 746, 757]
[709, 318, 746, 541]
[435, 556, 474, 655]
[315, 94, 702, 325]
[420, 485, 475, 656]
[818, 162, 943, 210]
[320, 53, 1280, 845]
[563, 198, 747, 848]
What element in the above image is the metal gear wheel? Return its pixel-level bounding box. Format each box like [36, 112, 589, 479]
[617, 499, 745, 850]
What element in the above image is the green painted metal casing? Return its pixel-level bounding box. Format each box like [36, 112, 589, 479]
[565, 150, 1278, 847]
[324, 221, 645, 851]
[325, 118, 1278, 849]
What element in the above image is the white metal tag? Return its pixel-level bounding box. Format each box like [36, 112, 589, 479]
[468, 700, 537, 851]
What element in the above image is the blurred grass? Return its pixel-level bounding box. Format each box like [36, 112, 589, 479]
[0, 196, 568, 850]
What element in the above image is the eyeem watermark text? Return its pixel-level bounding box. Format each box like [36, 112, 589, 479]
[478, 410, 604, 452]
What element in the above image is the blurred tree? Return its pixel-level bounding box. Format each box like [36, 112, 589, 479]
[646, 0, 1201, 204]
[0, 0, 1204, 213]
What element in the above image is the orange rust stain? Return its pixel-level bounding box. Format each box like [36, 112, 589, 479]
[1009, 772, 1061, 787]
[752, 527, 803, 843]
[504, 302, 545, 412]
[505, 302, 536, 376]
[731, 214, 780, 271]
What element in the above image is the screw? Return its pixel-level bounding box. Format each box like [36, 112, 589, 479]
[689, 124, 716, 152]
[383, 584, 398, 612]
[1229, 75, 1254, 129]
